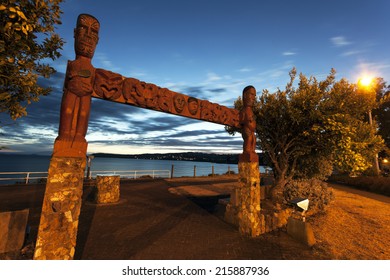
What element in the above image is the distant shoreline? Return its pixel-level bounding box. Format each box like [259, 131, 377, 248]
[0, 152, 270, 166]
[91, 152, 241, 164]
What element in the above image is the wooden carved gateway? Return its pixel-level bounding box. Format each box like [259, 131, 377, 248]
[92, 68, 241, 128]
[34, 14, 261, 260]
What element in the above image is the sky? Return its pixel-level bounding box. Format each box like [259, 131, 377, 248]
[1, 0, 390, 155]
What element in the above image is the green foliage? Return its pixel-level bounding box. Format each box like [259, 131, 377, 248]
[227, 68, 385, 203]
[294, 155, 333, 181]
[283, 179, 334, 213]
[0, 0, 64, 119]
[372, 78, 390, 150]
[323, 114, 384, 175]
[253, 68, 342, 185]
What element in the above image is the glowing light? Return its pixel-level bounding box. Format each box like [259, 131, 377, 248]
[358, 76, 374, 88]
[383, 158, 389, 164]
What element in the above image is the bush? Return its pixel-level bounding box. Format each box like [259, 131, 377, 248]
[283, 179, 334, 214]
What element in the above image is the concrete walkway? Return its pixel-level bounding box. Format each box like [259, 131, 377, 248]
[0, 177, 323, 260]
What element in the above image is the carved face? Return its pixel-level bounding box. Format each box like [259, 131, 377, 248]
[188, 98, 199, 115]
[220, 107, 231, 124]
[173, 94, 186, 113]
[94, 69, 123, 100]
[243, 86, 256, 107]
[74, 14, 100, 58]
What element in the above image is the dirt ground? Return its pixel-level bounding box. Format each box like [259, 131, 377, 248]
[309, 183, 390, 259]
[1, 175, 389, 260]
[167, 176, 390, 260]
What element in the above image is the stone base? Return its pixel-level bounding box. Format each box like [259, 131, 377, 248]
[287, 217, 316, 246]
[94, 175, 120, 204]
[0, 209, 29, 254]
[225, 161, 262, 237]
[226, 204, 292, 235]
[33, 156, 86, 260]
[225, 163, 292, 235]
[259, 207, 292, 234]
[224, 202, 239, 227]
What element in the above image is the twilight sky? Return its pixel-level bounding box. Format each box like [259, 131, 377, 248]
[1, 0, 390, 155]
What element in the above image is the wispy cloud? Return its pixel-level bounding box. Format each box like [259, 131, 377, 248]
[331, 36, 352, 47]
[94, 52, 121, 72]
[355, 62, 390, 76]
[206, 72, 222, 82]
[238, 67, 253, 73]
[341, 50, 364, 57]
[282, 51, 296, 56]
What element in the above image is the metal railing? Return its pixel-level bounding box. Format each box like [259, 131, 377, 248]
[0, 171, 48, 184]
[0, 166, 270, 185]
[0, 169, 171, 184]
[89, 170, 171, 179]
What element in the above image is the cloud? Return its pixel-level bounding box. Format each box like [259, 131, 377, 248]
[206, 72, 222, 82]
[94, 52, 121, 72]
[238, 67, 253, 73]
[331, 36, 352, 47]
[341, 50, 364, 57]
[282, 51, 296, 56]
[209, 88, 226, 93]
[182, 86, 204, 96]
[352, 62, 390, 80]
[37, 71, 66, 91]
[0, 69, 248, 155]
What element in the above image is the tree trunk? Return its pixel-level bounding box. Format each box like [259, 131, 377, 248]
[268, 150, 290, 207]
[271, 177, 287, 206]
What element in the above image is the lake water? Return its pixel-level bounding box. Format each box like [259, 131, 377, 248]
[0, 154, 267, 184]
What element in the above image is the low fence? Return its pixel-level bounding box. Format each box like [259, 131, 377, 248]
[0, 169, 171, 185]
[0, 171, 48, 185]
[170, 164, 238, 178]
[0, 164, 271, 185]
[89, 170, 171, 180]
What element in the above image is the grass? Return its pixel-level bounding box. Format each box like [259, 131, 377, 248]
[309, 183, 390, 259]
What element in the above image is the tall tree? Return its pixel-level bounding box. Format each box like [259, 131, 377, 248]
[0, 0, 64, 120]
[372, 78, 390, 153]
[227, 68, 384, 204]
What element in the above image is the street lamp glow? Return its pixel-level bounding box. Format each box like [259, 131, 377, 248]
[358, 76, 374, 88]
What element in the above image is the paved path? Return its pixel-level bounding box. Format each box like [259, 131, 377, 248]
[74, 178, 321, 260]
[0, 178, 325, 260]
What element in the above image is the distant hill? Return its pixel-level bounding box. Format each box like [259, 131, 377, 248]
[92, 152, 239, 164]
[91, 152, 268, 165]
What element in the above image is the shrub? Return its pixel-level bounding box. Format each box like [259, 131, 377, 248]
[283, 179, 334, 214]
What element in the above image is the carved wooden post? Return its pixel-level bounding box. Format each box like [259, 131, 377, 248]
[226, 86, 261, 237]
[33, 14, 99, 260]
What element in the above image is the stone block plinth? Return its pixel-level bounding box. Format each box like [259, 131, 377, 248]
[259, 208, 292, 234]
[94, 175, 120, 204]
[287, 217, 316, 246]
[33, 156, 86, 260]
[225, 162, 293, 236]
[226, 162, 262, 237]
[0, 209, 29, 254]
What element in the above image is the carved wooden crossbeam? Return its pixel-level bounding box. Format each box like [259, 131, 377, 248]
[91, 68, 241, 128]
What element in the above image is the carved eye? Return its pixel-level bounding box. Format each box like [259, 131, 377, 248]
[92, 22, 100, 31]
[78, 25, 87, 32]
